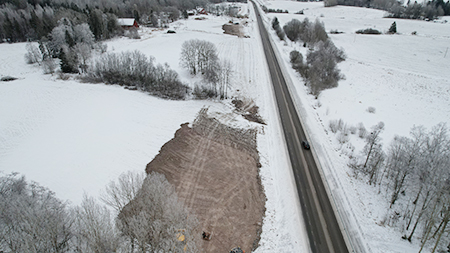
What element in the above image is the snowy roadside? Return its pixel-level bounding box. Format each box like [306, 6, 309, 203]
[256, 0, 450, 252]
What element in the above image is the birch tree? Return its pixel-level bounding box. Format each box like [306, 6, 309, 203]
[72, 195, 123, 252]
[0, 173, 73, 252]
[101, 170, 145, 213]
[117, 172, 199, 252]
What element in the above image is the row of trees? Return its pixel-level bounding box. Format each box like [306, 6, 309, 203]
[85, 50, 189, 100]
[0, 171, 198, 252]
[0, 3, 120, 43]
[387, 0, 448, 20]
[325, 0, 449, 20]
[283, 18, 328, 47]
[349, 123, 450, 252]
[1, 0, 212, 43]
[180, 39, 233, 99]
[272, 17, 346, 97]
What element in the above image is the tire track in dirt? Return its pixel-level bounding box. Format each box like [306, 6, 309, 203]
[145, 110, 265, 253]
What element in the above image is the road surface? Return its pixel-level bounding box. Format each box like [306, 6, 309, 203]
[251, 2, 350, 252]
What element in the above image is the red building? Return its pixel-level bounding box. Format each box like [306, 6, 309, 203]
[118, 18, 139, 29]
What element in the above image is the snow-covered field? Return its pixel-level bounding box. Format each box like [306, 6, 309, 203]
[0, 4, 308, 252]
[2, 1, 449, 252]
[258, 0, 450, 252]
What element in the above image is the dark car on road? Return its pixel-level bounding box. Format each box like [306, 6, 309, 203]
[302, 140, 310, 150]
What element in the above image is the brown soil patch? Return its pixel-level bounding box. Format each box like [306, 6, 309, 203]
[146, 109, 265, 252]
[232, 99, 266, 125]
[223, 23, 244, 37]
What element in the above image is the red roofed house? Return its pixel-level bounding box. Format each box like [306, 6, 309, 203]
[118, 18, 139, 29]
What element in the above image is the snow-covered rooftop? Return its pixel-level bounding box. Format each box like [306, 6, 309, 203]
[117, 18, 136, 26]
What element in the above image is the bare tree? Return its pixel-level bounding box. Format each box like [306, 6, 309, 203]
[0, 172, 73, 252]
[180, 39, 218, 76]
[72, 43, 92, 73]
[101, 170, 145, 213]
[363, 122, 385, 168]
[381, 123, 450, 249]
[218, 59, 233, 99]
[117, 172, 199, 252]
[72, 195, 124, 253]
[180, 39, 199, 75]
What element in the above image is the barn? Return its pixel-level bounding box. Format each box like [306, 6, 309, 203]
[117, 18, 139, 29]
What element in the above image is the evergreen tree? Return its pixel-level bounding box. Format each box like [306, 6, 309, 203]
[59, 50, 77, 73]
[30, 10, 44, 39]
[65, 30, 75, 47]
[388, 21, 397, 34]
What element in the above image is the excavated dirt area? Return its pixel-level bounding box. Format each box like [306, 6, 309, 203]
[223, 23, 244, 37]
[146, 108, 266, 252]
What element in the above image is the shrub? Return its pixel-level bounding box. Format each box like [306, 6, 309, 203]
[193, 84, 217, 99]
[125, 28, 140, 39]
[356, 28, 382, 34]
[42, 59, 57, 74]
[330, 29, 344, 34]
[329, 119, 344, 133]
[85, 51, 189, 100]
[275, 27, 286, 40]
[290, 50, 306, 75]
[337, 131, 350, 144]
[25, 43, 43, 65]
[0, 76, 17, 82]
[367, 106, 376, 113]
[268, 9, 288, 13]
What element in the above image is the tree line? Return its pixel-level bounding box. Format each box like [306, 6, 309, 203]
[0, 171, 199, 252]
[347, 122, 450, 252]
[324, 0, 450, 20]
[272, 17, 346, 97]
[0, 0, 211, 43]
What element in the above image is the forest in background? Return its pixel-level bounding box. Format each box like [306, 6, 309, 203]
[0, 0, 211, 42]
[324, 0, 450, 20]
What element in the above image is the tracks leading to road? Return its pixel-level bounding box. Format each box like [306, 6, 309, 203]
[251, 2, 349, 252]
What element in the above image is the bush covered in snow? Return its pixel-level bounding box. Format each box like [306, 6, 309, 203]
[355, 28, 382, 34]
[85, 50, 189, 100]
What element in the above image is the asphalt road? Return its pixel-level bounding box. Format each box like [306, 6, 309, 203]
[251, 2, 350, 252]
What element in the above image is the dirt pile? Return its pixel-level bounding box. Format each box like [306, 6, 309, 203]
[145, 108, 265, 252]
[222, 23, 244, 37]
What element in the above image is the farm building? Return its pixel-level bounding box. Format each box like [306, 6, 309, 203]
[117, 18, 139, 29]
